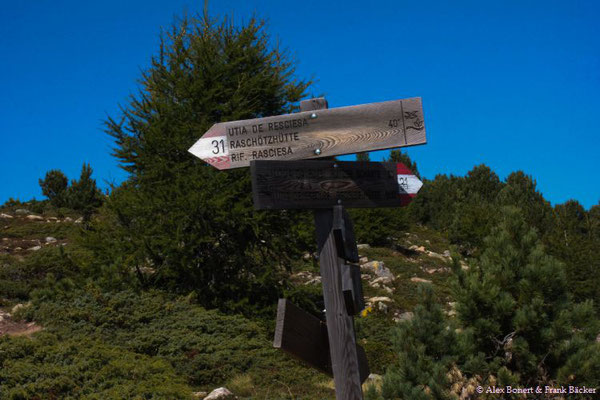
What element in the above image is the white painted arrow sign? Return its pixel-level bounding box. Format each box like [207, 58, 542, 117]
[189, 98, 426, 169]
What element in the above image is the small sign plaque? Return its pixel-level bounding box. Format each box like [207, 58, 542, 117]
[251, 160, 423, 210]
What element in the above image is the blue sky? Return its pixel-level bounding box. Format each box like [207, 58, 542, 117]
[1, 0, 598, 208]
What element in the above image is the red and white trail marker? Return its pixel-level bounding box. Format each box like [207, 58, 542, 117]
[250, 160, 423, 210]
[396, 162, 423, 204]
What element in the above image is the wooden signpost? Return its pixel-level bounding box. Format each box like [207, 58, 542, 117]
[189, 97, 426, 400]
[251, 160, 423, 210]
[188, 97, 426, 169]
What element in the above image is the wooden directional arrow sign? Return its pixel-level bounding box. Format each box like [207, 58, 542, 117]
[188, 97, 426, 169]
[251, 160, 423, 209]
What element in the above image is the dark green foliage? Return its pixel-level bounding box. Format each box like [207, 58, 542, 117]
[381, 285, 459, 400]
[95, 13, 312, 314]
[39, 169, 68, 207]
[497, 171, 553, 235]
[0, 247, 78, 301]
[447, 165, 503, 251]
[349, 208, 409, 246]
[11, 286, 332, 398]
[364, 383, 383, 400]
[355, 313, 397, 374]
[0, 333, 192, 399]
[409, 173, 459, 229]
[38, 164, 103, 217]
[382, 208, 600, 397]
[28, 288, 270, 386]
[356, 152, 371, 161]
[1, 197, 24, 208]
[410, 164, 502, 251]
[66, 163, 103, 218]
[453, 207, 600, 386]
[546, 200, 600, 312]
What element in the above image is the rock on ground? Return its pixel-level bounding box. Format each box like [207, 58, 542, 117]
[305, 277, 321, 285]
[12, 303, 30, 314]
[367, 296, 392, 305]
[362, 373, 383, 392]
[427, 251, 448, 261]
[26, 215, 44, 221]
[393, 311, 414, 323]
[204, 387, 236, 400]
[409, 245, 426, 253]
[411, 277, 432, 284]
[370, 276, 393, 286]
[361, 261, 395, 281]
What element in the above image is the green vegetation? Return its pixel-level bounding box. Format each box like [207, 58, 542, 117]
[94, 12, 313, 317]
[39, 169, 68, 208]
[1, 8, 599, 400]
[370, 208, 600, 399]
[38, 164, 104, 218]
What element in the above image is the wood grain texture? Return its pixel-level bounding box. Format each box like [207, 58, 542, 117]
[251, 160, 416, 209]
[315, 208, 364, 400]
[190, 97, 426, 169]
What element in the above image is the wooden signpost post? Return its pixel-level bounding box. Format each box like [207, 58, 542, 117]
[189, 97, 426, 400]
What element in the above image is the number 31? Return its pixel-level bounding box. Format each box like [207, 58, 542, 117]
[212, 139, 225, 154]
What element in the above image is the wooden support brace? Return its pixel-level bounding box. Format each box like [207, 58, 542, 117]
[342, 264, 365, 316]
[332, 205, 359, 263]
[274, 299, 369, 383]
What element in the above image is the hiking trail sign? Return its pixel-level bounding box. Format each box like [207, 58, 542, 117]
[251, 160, 423, 210]
[189, 96, 427, 400]
[188, 97, 426, 169]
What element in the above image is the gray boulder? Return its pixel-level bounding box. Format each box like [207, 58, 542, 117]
[361, 261, 394, 281]
[204, 387, 236, 400]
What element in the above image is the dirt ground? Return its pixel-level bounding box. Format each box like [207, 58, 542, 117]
[0, 308, 42, 337]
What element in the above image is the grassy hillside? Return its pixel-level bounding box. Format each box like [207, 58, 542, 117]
[0, 201, 459, 399]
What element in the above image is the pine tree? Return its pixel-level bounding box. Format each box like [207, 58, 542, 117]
[94, 13, 311, 312]
[66, 163, 103, 218]
[546, 200, 600, 312]
[381, 285, 459, 400]
[454, 207, 600, 386]
[448, 165, 503, 251]
[39, 169, 68, 207]
[497, 171, 553, 236]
